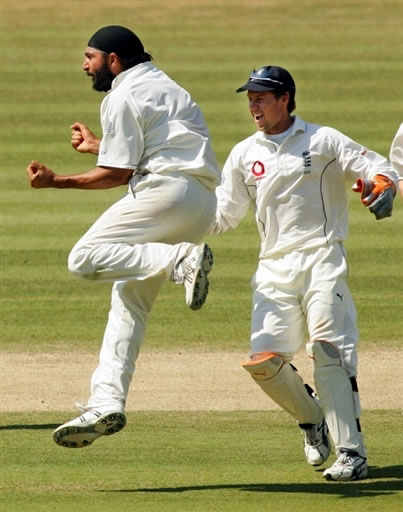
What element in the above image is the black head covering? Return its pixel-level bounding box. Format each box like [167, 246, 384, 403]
[88, 26, 145, 58]
[236, 65, 296, 95]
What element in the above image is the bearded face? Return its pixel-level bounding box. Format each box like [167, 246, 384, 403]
[88, 55, 116, 92]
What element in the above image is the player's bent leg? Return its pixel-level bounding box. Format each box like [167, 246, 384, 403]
[68, 239, 214, 312]
[306, 340, 367, 481]
[242, 352, 322, 422]
[242, 352, 330, 466]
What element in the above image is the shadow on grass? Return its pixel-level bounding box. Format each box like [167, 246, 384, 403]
[0, 424, 59, 430]
[102, 465, 403, 499]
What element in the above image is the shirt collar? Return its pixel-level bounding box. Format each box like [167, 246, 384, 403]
[111, 61, 156, 90]
[256, 115, 306, 143]
[289, 116, 306, 135]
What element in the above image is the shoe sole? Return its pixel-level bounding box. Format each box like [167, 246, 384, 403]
[53, 412, 126, 448]
[187, 243, 214, 310]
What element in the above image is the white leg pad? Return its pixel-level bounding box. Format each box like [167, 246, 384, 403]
[307, 341, 366, 457]
[242, 352, 322, 424]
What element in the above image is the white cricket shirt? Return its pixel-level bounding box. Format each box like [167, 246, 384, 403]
[97, 62, 219, 190]
[390, 123, 403, 180]
[210, 116, 399, 258]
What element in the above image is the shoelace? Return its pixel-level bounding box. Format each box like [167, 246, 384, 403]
[337, 451, 365, 465]
[339, 453, 356, 464]
[182, 258, 197, 283]
[173, 257, 196, 284]
[341, 454, 354, 464]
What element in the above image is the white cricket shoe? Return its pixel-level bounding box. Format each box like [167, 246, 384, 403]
[53, 410, 126, 448]
[174, 243, 213, 310]
[323, 450, 368, 481]
[300, 419, 331, 466]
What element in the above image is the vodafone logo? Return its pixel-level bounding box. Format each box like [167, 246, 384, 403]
[251, 160, 266, 179]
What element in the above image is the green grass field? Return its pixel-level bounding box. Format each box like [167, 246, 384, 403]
[1, 1, 403, 511]
[1, 411, 403, 512]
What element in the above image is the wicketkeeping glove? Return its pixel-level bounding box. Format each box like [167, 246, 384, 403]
[352, 174, 396, 220]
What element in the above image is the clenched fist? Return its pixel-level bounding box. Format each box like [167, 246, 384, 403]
[71, 122, 100, 154]
[26, 161, 56, 188]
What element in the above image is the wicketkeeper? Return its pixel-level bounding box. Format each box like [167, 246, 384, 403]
[208, 65, 399, 481]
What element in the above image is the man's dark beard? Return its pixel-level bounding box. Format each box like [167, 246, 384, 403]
[90, 60, 115, 92]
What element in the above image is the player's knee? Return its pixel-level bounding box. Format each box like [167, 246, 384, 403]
[306, 340, 341, 368]
[68, 247, 96, 279]
[68, 248, 84, 275]
[242, 351, 285, 381]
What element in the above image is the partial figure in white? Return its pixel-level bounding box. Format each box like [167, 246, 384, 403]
[389, 123, 403, 196]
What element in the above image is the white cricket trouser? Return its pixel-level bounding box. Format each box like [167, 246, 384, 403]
[68, 171, 216, 411]
[250, 242, 366, 456]
[250, 242, 358, 376]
